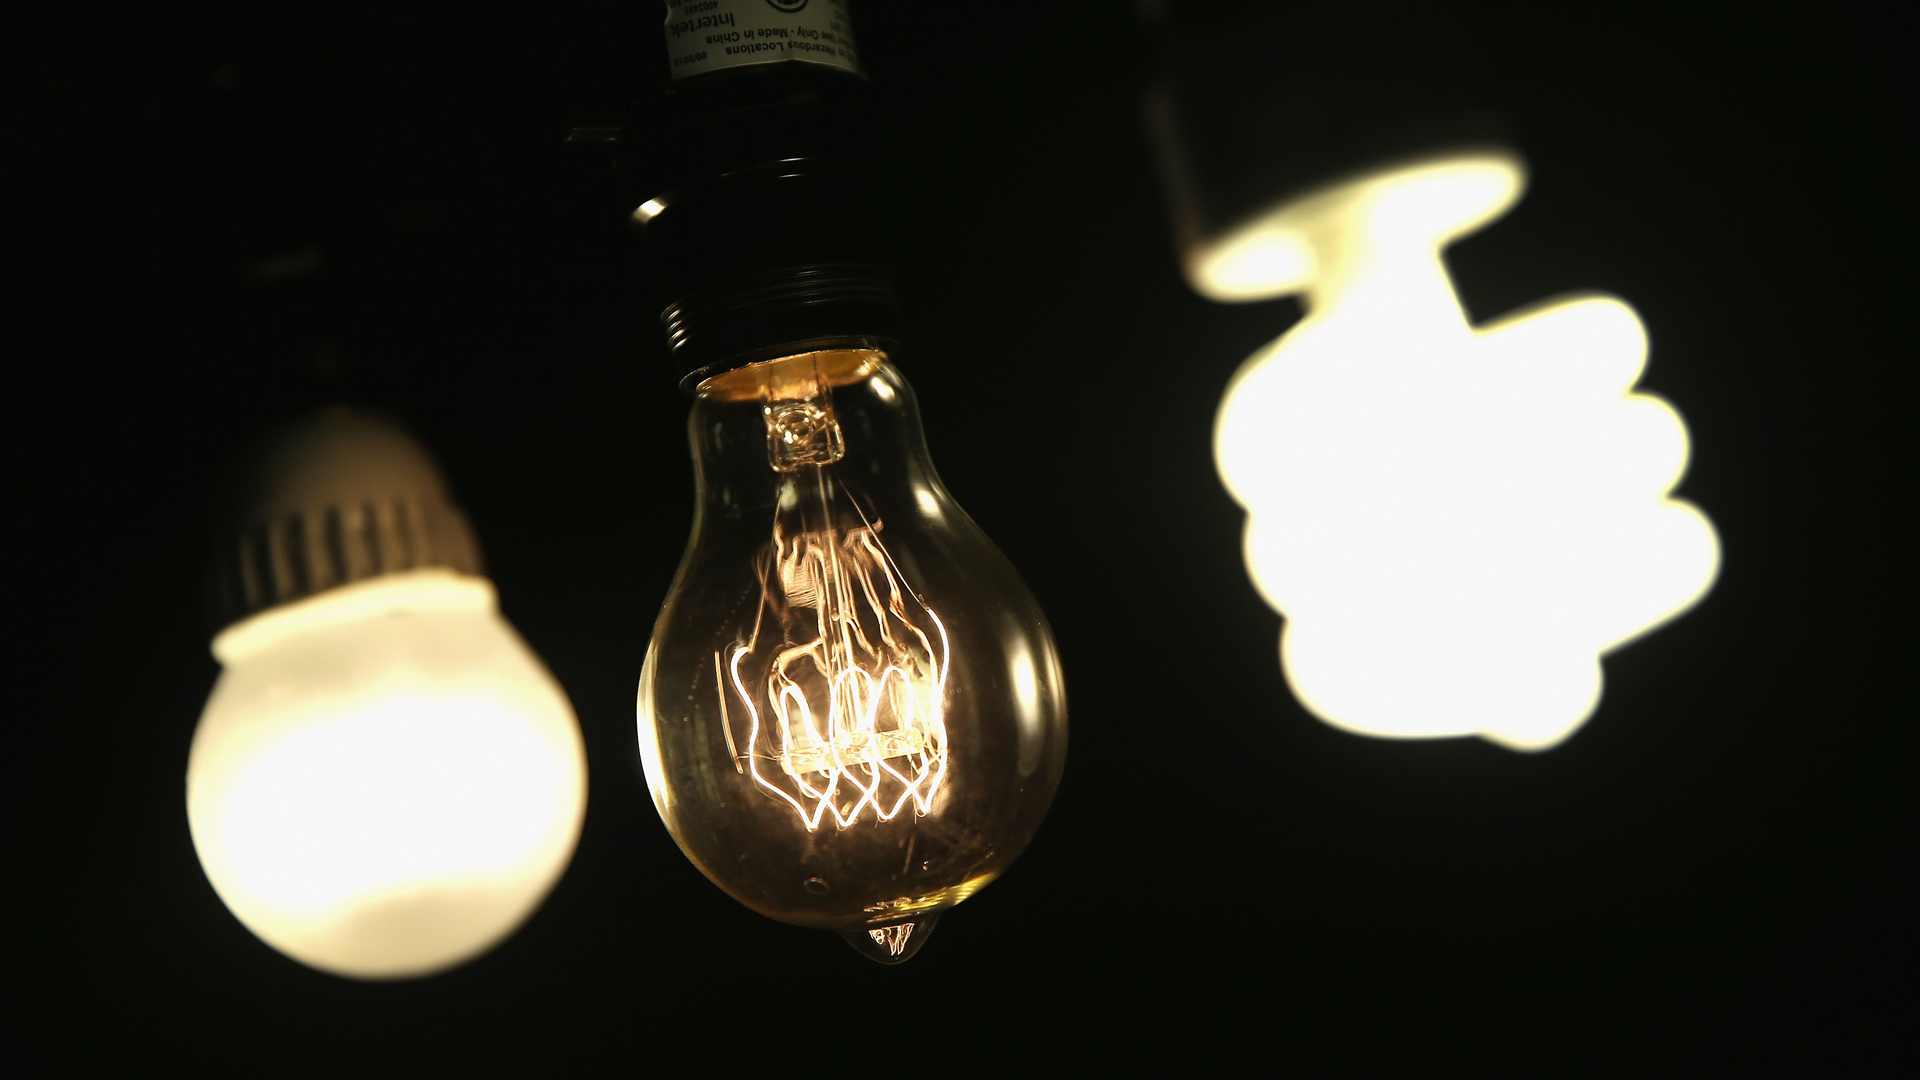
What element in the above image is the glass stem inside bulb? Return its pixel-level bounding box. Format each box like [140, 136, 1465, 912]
[713, 356, 951, 831]
[764, 359, 846, 472]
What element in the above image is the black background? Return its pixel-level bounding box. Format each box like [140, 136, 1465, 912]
[16, 1, 1906, 1071]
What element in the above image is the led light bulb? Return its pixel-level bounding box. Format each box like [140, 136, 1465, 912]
[187, 409, 587, 978]
[638, 346, 1066, 962]
[1198, 154, 1720, 750]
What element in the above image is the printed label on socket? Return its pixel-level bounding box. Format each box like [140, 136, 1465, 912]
[663, 0, 862, 80]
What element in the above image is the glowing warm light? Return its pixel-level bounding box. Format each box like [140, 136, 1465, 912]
[1204, 154, 1720, 750]
[633, 197, 669, 224]
[711, 362, 951, 831]
[188, 569, 588, 978]
[721, 512, 951, 830]
[637, 349, 1066, 956]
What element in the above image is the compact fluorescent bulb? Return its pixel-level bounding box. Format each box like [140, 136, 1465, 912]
[1200, 154, 1720, 750]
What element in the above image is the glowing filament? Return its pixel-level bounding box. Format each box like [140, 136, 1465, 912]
[717, 375, 950, 829]
[721, 522, 949, 830]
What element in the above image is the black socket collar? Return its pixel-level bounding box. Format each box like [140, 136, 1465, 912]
[625, 61, 896, 388]
[663, 263, 899, 390]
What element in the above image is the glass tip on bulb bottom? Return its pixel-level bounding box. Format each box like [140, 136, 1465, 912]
[838, 913, 940, 965]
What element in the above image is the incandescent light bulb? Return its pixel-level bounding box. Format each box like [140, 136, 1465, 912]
[188, 409, 588, 978]
[629, 1, 1064, 960]
[638, 345, 1067, 962]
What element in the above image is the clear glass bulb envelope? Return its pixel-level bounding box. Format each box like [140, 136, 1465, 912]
[639, 348, 1067, 960]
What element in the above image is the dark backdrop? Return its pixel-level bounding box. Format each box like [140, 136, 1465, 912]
[16, 1, 1904, 1070]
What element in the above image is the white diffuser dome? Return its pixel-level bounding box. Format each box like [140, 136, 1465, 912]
[188, 410, 587, 978]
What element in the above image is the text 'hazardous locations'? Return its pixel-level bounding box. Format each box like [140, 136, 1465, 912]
[662, 0, 863, 80]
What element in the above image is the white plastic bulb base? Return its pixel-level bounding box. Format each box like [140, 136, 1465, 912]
[187, 568, 588, 979]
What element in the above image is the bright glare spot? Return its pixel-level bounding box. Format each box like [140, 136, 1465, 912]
[1005, 638, 1048, 777]
[914, 485, 942, 517]
[1208, 155, 1720, 751]
[1009, 643, 1039, 721]
[189, 571, 588, 978]
[1198, 226, 1317, 301]
[1192, 155, 1523, 303]
[216, 695, 569, 916]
